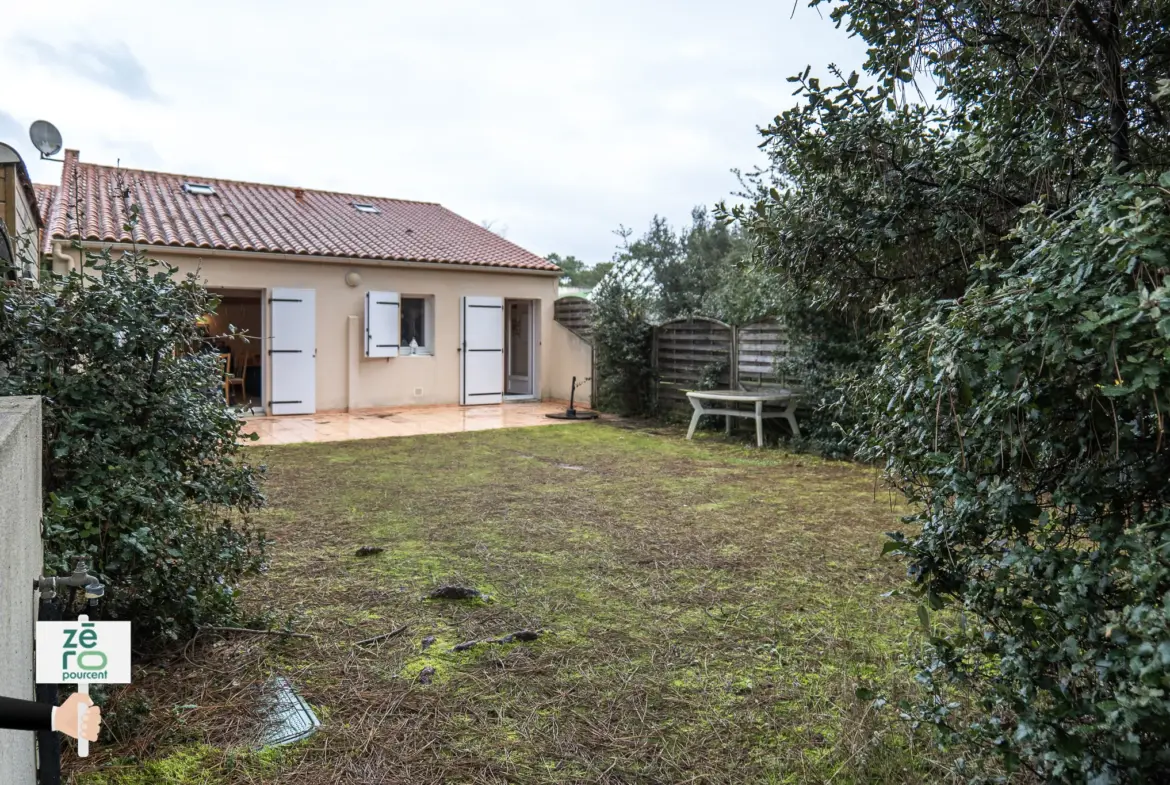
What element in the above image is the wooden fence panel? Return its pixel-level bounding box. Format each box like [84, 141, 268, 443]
[553, 305, 794, 412]
[653, 318, 733, 412]
[735, 320, 794, 388]
[553, 297, 594, 343]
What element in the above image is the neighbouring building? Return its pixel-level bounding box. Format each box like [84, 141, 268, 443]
[38, 150, 592, 415]
[0, 143, 45, 283]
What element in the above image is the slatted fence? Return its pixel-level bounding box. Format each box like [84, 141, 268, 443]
[653, 318, 733, 412]
[552, 297, 594, 342]
[735, 320, 793, 389]
[551, 297, 795, 413]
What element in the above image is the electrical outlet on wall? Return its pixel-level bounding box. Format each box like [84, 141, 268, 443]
[413, 387, 424, 397]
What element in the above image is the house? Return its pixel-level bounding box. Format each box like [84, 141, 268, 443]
[0, 143, 45, 282]
[38, 150, 591, 415]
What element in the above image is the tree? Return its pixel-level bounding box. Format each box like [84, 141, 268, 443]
[586, 262, 614, 288]
[727, 0, 1170, 777]
[546, 253, 612, 289]
[0, 243, 266, 644]
[586, 208, 782, 417]
[724, 0, 1170, 456]
[590, 247, 655, 415]
[875, 174, 1170, 781]
[614, 208, 773, 324]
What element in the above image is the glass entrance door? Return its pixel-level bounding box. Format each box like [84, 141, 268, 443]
[505, 300, 533, 396]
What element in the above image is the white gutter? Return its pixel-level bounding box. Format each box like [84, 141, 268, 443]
[70, 240, 562, 277]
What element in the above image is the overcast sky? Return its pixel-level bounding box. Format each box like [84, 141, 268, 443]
[1, 1, 865, 263]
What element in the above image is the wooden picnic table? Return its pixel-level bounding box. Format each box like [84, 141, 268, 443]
[685, 389, 800, 448]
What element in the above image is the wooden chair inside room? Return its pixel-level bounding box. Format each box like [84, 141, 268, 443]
[240, 350, 260, 408]
[219, 352, 246, 405]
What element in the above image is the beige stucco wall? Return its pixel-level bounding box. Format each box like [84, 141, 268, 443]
[59, 246, 560, 412]
[547, 323, 593, 407]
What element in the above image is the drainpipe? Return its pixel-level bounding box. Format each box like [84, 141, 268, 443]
[51, 240, 73, 274]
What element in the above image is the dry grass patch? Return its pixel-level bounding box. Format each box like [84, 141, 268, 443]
[76, 423, 956, 784]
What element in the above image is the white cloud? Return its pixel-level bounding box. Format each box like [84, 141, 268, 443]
[0, 0, 865, 261]
[15, 36, 161, 102]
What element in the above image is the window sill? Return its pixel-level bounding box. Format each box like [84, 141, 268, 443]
[399, 352, 433, 358]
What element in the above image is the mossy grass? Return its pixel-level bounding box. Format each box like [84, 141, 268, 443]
[76, 423, 963, 784]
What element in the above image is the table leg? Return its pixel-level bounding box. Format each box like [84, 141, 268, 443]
[781, 397, 801, 437]
[686, 400, 703, 440]
[755, 400, 764, 448]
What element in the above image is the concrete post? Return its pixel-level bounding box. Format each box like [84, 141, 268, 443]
[0, 396, 42, 783]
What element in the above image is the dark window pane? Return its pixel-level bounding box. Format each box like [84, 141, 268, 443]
[401, 298, 427, 348]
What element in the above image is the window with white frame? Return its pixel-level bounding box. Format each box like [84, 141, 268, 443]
[400, 296, 433, 354]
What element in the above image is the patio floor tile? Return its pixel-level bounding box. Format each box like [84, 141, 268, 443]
[241, 401, 587, 445]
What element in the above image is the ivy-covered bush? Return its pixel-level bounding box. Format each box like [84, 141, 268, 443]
[0, 246, 266, 643]
[871, 174, 1170, 780]
[722, 0, 1170, 775]
[770, 304, 880, 458]
[591, 262, 655, 415]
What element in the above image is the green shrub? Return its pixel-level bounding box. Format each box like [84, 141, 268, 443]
[870, 174, 1170, 780]
[0, 246, 266, 644]
[591, 262, 655, 415]
[770, 305, 880, 459]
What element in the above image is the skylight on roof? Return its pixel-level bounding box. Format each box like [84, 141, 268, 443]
[182, 182, 216, 195]
[353, 203, 380, 214]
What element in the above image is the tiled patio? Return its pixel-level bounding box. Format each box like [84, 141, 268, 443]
[241, 401, 591, 445]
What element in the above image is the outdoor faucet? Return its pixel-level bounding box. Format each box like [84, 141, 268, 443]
[35, 557, 106, 608]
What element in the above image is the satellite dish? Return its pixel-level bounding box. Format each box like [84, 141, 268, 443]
[29, 120, 63, 158]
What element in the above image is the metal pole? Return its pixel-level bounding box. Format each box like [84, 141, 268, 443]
[36, 597, 61, 785]
[76, 615, 90, 758]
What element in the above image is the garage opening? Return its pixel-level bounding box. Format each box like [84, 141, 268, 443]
[204, 288, 264, 413]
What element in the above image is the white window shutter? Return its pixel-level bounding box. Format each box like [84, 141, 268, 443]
[365, 291, 400, 358]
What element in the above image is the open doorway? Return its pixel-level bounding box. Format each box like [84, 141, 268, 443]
[205, 288, 265, 413]
[504, 299, 536, 399]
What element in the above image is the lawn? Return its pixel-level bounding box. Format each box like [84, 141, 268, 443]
[77, 422, 953, 784]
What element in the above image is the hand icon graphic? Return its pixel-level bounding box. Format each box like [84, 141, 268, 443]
[54, 692, 101, 742]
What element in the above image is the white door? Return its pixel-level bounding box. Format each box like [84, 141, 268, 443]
[268, 288, 315, 415]
[461, 296, 504, 405]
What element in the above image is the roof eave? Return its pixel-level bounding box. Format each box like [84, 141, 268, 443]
[67, 238, 564, 275]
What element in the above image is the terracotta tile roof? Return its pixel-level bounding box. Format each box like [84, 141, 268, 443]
[47, 151, 560, 273]
[34, 184, 57, 254]
[34, 184, 56, 219]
